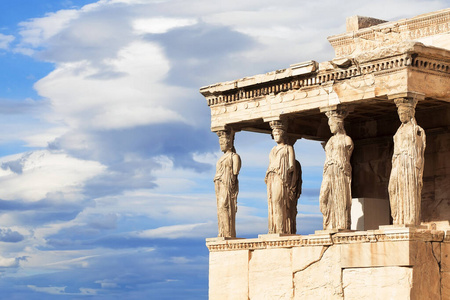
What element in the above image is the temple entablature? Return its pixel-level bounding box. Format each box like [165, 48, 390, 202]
[201, 41, 450, 140]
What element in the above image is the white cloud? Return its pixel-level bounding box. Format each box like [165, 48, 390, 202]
[0, 33, 15, 50]
[43, 253, 100, 269]
[0, 256, 21, 268]
[133, 17, 197, 34]
[110, 0, 167, 3]
[170, 256, 191, 264]
[18, 9, 80, 48]
[23, 126, 69, 147]
[27, 285, 99, 296]
[27, 285, 67, 295]
[20, 247, 155, 273]
[133, 222, 215, 239]
[95, 279, 119, 289]
[0, 150, 106, 202]
[34, 41, 188, 130]
[86, 190, 216, 224]
[13, 47, 35, 56]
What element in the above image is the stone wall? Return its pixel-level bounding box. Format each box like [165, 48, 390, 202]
[422, 130, 450, 225]
[207, 227, 448, 299]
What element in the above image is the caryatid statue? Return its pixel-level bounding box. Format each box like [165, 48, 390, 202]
[319, 109, 354, 230]
[214, 129, 241, 238]
[265, 120, 302, 234]
[388, 97, 426, 226]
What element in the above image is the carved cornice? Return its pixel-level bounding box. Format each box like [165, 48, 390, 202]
[206, 228, 446, 252]
[201, 43, 450, 110]
[328, 8, 450, 57]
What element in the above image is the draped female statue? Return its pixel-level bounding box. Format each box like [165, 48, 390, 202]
[388, 98, 426, 225]
[319, 110, 354, 230]
[265, 121, 301, 234]
[214, 129, 241, 237]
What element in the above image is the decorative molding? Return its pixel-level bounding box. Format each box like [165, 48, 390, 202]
[203, 44, 450, 110]
[206, 228, 446, 252]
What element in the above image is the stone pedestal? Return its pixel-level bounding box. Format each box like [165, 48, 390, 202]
[207, 227, 449, 299]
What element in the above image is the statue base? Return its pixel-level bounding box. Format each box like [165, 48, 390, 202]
[206, 227, 449, 299]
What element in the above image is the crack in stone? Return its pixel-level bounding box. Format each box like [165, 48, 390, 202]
[430, 242, 442, 299]
[430, 243, 442, 300]
[431, 243, 441, 267]
[292, 246, 329, 274]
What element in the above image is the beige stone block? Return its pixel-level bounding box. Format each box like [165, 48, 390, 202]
[441, 243, 450, 272]
[432, 242, 441, 264]
[249, 248, 293, 299]
[345, 15, 387, 32]
[209, 250, 249, 300]
[292, 246, 326, 272]
[293, 245, 343, 299]
[351, 198, 390, 230]
[418, 32, 450, 50]
[340, 241, 411, 268]
[441, 272, 450, 299]
[410, 241, 440, 299]
[290, 60, 318, 76]
[343, 267, 413, 299]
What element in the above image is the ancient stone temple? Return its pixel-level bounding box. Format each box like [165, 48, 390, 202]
[201, 9, 450, 299]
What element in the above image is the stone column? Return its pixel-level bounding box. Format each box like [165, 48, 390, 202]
[319, 106, 354, 230]
[388, 95, 426, 226]
[265, 120, 302, 234]
[214, 128, 241, 237]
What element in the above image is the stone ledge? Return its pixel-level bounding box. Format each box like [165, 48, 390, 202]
[206, 227, 447, 252]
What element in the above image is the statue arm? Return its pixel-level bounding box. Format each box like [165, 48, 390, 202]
[345, 136, 354, 155]
[391, 135, 398, 164]
[417, 128, 426, 171]
[288, 145, 295, 173]
[232, 153, 241, 176]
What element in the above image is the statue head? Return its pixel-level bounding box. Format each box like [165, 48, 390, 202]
[328, 116, 345, 134]
[272, 128, 287, 144]
[269, 120, 288, 144]
[395, 98, 417, 124]
[397, 106, 414, 124]
[325, 109, 347, 135]
[217, 129, 235, 153]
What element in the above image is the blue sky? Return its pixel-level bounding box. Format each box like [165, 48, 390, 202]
[0, 0, 449, 299]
